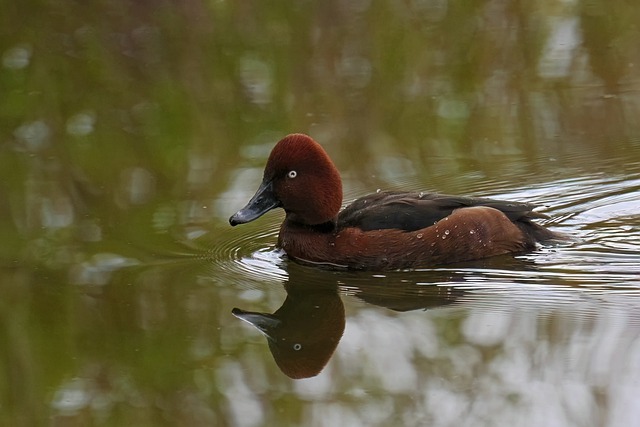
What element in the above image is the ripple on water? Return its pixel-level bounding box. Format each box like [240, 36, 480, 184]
[211, 221, 288, 287]
[471, 172, 640, 286]
[221, 167, 640, 299]
[448, 281, 640, 326]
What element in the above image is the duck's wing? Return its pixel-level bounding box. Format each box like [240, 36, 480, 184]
[337, 191, 546, 232]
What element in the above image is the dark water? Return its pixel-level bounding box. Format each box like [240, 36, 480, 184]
[2, 1, 640, 426]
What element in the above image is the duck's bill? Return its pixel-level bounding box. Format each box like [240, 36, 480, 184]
[229, 180, 281, 226]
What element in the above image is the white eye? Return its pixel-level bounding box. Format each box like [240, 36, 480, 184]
[287, 170, 297, 179]
[293, 343, 302, 351]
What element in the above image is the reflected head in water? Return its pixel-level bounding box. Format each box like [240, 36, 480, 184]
[229, 133, 566, 270]
[232, 281, 345, 379]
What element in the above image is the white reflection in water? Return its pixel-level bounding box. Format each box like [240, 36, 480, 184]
[120, 167, 156, 205]
[2, 44, 31, 69]
[41, 196, 74, 228]
[336, 53, 372, 89]
[306, 402, 366, 427]
[187, 149, 214, 186]
[51, 377, 92, 414]
[239, 55, 273, 106]
[339, 309, 424, 393]
[238, 288, 266, 303]
[294, 367, 333, 399]
[538, 17, 582, 79]
[69, 253, 139, 286]
[216, 360, 264, 427]
[324, 292, 640, 427]
[13, 120, 50, 152]
[218, 167, 263, 217]
[66, 110, 96, 136]
[462, 309, 511, 346]
[437, 98, 470, 120]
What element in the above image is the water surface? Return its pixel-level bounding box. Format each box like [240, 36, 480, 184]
[2, 1, 640, 426]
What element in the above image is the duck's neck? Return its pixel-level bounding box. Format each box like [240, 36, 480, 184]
[277, 217, 338, 261]
[283, 217, 337, 234]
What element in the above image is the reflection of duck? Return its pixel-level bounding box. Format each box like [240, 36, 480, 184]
[230, 134, 563, 270]
[233, 266, 463, 379]
[344, 276, 463, 312]
[233, 282, 344, 379]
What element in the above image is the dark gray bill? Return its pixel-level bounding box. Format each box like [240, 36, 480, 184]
[229, 179, 280, 226]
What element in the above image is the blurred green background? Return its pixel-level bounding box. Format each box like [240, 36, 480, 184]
[2, 1, 640, 426]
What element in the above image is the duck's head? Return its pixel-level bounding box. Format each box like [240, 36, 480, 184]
[229, 134, 343, 226]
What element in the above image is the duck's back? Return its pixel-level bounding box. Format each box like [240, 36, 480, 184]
[337, 191, 557, 243]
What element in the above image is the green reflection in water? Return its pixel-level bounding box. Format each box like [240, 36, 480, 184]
[1, 0, 640, 426]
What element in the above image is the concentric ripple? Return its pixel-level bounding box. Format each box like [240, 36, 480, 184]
[204, 216, 289, 287]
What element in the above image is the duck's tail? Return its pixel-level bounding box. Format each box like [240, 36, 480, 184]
[517, 218, 568, 246]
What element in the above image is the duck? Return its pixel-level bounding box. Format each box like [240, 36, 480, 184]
[229, 133, 562, 270]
